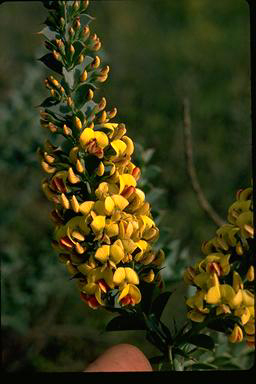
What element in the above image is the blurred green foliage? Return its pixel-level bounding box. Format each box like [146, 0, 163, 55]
[1, 0, 252, 372]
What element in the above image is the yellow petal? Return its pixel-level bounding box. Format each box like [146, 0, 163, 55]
[111, 194, 129, 210]
[82, 283, 98, 295]
[129, 284, 141, 304]
[91, 215, 106, 233]
[121, 239, 137, 254]
[93, 200, 106, 216]
[187, 310, 206, 323]
[79, 128, 95, 147]
[113, 267, 126, 285]
[125, 267, 139, 285]
[104, 196, 115, 215]
[219, 284, 236, 303]
[111, 139, 127, 157]
[94, 131, 109, 148]
[242, 290, 254, 307]
[119, 174, 136, 194]
[118, 284, 130, 301]
[79, 201, 95, 215]
[230, 289, 243, 308]
[206, 285, 221, 304]
[235, 307, 250, 325]
[228, 325, 243, 343]
[95, 288, 104, 305]
[110, 242, 124, 264]
[105, 222, 119, 237]
[193, 272, 209, 289]
[95, 245, 110, 263]
[95, 182, 109, 199]
[102, 268, 115, 289]
[121, 135, 134, 155]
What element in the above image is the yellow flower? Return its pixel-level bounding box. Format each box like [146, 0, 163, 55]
[113, 267, 141, 306]
[198, 253, 231, 276]
[79, 127, 109, 158]
[186, 290, 209, 323]
[228, 325, 244, 343]
[80, 266, 114, 307]
[94, 239, 125, 268]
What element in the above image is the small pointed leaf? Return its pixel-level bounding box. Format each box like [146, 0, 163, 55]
[151, 291, 173, 320]
[105, 314, 146, 331]
[186, 333, 215, 351]
[38, 53, 63, 74]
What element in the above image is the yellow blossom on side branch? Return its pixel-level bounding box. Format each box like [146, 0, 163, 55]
[184, 185, 254, 347]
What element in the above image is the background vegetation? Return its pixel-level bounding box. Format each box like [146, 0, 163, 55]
[1, 0, 252, 371]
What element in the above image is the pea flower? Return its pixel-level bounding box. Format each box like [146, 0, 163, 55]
[184, 185, 254, 347]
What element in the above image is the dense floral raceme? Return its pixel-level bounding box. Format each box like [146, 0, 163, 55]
[184, 185, 254, 347]
[38, 0, 165, 310]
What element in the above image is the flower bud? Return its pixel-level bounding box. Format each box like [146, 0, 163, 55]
[143, 269, 155, 283]
[76, 158, 84, 173]
[82, 0, 89, 10]
[60, 193, 70, 209]
[69, 27, 75, 38]
[132, 167, 141, 181]
[91, 55, 100, 69]
[44, 152, 55, 164]
[98, 97, 106, 111]
[93, 41, 101, 51]
[246, 266, 254, 282]
[97, 162, 105, 176]
[74, 116, 83, 130]
[72, 1, 80, 11]
[80, 69, 88, 82]
[78, 54, 84, 64]
[71, 195, 80, 213]
[98, 110, 107, 123]
[100, 65, 110, 76]
[67, 96, 73, 108]
[69, 146, 79, 163]
[68, 167, 80, 184]
[81, 25, 90, 40]
[60, 17, 65, 28]
[97, 74, 108, 83]
[53, 50, 61, 61]
[69, 46, 75, 60]
[48, 122, 58, 133]
[73, 17, 81, 30]
[75, 243, 85, 254]
[41, 160, 56, 174]
[63, 124, 72, 136]
[87, 88, 94, 100]
[108, 107, 117, 119]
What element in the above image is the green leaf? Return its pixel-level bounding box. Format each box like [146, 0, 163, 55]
[186, 333, 215, 351]
[80, 13, 96, 24]
[62, 67, 75, 89]
[151, 291, 173, 320]
[190, 362, 217, 370]
[74, 83, 92, 109]
[73, 41, 85, 64]
[105, 314, 146, 331]
[38, 26, 56, 42]
[40, 97, 59, 108]
[38, 53, 63, 75]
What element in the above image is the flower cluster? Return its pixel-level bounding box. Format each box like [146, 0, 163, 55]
[184, 186, 254, 346]
[38, 0, 164, 310]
